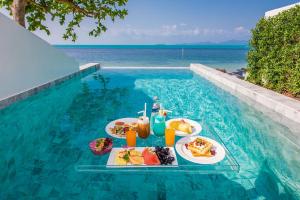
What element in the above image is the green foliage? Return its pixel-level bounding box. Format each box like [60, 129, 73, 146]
[247, 6, 300, 96]
[0, 0, 128, 41]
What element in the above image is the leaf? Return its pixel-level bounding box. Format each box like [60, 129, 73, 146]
[247, 5, 300, 97]
[1, 0, 128, 42]
[123, 152, 130, 162]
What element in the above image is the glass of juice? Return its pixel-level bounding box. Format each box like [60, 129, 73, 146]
[165, 128, 175, 147]
[153, 115, 166, 136]
[137, 116, 150, 139]
[126, 130, 136, 147]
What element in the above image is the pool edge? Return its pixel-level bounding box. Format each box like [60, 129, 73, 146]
[0, 63, 100, 110]
[190, 63, 300, 139]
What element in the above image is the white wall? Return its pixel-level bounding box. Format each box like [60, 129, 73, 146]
[265, 2, 300, 17]
[0, 13, 79, 100]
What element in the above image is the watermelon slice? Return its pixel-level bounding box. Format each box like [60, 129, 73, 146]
[142, 148, 160, 165]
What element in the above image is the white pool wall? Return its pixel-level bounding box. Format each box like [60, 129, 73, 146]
[0, 13, 78, 101]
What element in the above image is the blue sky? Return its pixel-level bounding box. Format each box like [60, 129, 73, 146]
[1, 0, 299, 44]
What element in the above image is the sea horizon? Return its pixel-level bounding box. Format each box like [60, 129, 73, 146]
[56, 44, 249, 71]
[53, 44, 249, 50]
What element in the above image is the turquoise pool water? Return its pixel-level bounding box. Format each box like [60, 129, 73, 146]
[0, 69, 299, 199]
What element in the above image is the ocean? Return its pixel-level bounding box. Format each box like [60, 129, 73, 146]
[56, 45, 248, 72]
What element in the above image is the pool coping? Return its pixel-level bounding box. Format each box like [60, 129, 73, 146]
[190, 63, 300, 127]
[0, 63, 100, 110]
[102, 66, 190, 70]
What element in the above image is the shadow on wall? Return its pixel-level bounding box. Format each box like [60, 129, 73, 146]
[247, 161, 298, 200]
[69, 173, 250, 200]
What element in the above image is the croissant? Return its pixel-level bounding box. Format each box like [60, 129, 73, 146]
[169, 120, 193, 134]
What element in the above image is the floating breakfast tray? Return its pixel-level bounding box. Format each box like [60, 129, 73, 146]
[75, 119, 239, 174]
[106, 147, 178, 168]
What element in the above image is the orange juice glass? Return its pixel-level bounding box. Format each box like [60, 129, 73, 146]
[165, 128, 175, 147]
[126, 130, 136, 147]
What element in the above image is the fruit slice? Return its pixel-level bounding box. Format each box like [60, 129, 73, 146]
[142, 148, 160, 165]
[115, 151, 128, 165]
[129, 156, 144, 165]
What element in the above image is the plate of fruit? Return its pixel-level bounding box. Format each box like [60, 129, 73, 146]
[106, 146, 178, 167]
[89, 138, 113, 155]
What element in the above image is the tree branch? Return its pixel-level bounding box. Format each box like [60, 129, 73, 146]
[28, 0, 51, 13]
[2, 0, 128, 41]
[55, 0, 97, 17]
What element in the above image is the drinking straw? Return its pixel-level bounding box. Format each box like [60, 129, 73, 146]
[159, 103, 172, 114]
[137, 103, 147, 117]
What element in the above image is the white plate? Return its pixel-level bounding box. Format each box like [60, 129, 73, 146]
[175, 136, 225, 164]
[166, 118, 202, 137]
[106, 147, 178, 168]
[105, 118, 138, 139]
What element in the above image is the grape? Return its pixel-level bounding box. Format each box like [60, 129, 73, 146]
[154, 146, 175, 165]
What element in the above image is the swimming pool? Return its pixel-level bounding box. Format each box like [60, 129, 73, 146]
[0, 69, 299, 199]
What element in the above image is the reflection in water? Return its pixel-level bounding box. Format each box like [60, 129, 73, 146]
[67, 73, 129, 131]
[0, 69, 299, 199]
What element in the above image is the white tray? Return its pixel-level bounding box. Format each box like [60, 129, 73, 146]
[106, 147, 178, 168]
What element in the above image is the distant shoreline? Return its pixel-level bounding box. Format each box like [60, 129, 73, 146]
[54, 44, 249, 49]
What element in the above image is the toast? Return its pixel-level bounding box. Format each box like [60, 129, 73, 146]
[186, 138, 214, 157]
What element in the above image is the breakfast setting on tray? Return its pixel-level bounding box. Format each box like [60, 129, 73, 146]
[89, 96, 226, 168]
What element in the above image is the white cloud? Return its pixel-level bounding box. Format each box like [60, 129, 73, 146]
[234, 26, 250, 34]
[107, 24, 229, 38]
